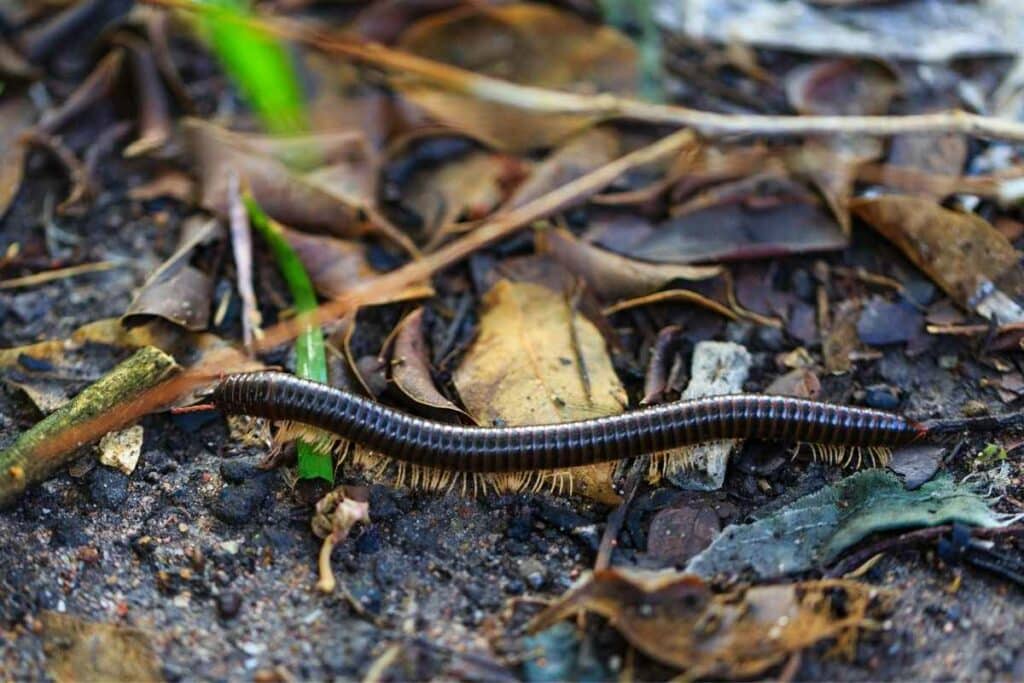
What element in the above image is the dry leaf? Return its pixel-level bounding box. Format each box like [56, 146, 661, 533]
[396, 3, 638, 151]
[41, 611, 162, 683]
[184, 119, 415, 253]
[123, 217, 222, 331]
[505, 127, 621, 209]
[388, 307, 470, 421]
[453, 280, 628, 503]
[528, 569, 888, 680]
[851, 195, 1024, 322]
[539, 227, 720, 301]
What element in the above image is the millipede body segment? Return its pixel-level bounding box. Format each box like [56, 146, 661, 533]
[212, 372, 925, 473]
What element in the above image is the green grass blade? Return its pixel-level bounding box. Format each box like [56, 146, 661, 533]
[199, 0, 308, 134]
[245, 195, 333, 483]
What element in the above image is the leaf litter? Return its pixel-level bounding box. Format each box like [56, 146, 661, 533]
[2, 0, 1024, 680]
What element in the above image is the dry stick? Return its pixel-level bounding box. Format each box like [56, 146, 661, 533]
[147, 0, 1024, 142]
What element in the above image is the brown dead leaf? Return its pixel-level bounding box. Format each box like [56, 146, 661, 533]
[396, 3, 638, 151]
[127, 169, 194, 202]
[184, 119, 416, 254]
[785, 59, 898, 117]
[388, 307, 470, 421]
[539, 227, 720, 301]
[765, 367, 821, 398]
[403, 150, 521, 239]
[41, 611, 162, 683]
[123, 217, 222, 331]
[528, 569, 889, 680]
[0, 95, 37, 220]
[453, 280, 628, 503]
[282, 227, 377, 299]
[505, 127, 621, 209]
[851, 196, 1024, 321]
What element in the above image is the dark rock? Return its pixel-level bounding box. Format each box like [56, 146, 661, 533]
[857, 297, 922, 346]
[210, 482, 270, 526]
[216, 591, 242, 619]
[88, 466, 129, 509]
[220, 458, 268, 484]
[888, 445, 943, 489]
[9, 291, 50, 324]
[901, 278, 936, 307]
[355, 526, 381, 555]
[49, 516, 89, 547]
[754, 326, 786, 351]
[645, 505, 720, 565]
[791, 268, 815, 302]
[865, 385, 901, 410]
[503, 578, 525, 595]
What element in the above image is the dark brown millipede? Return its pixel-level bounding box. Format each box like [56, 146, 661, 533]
[211, 372, 938, 473]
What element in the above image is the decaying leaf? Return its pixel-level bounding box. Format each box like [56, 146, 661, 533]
[184, 119, 415, 254]
[686, 470, 1015, 580]
[396, 3, 639, 151]
[453, 280, 628, 502]
[851, 195, 1024, 322]
[123, 217, 222, 331]
[388, 307, 469, 421]
[538, 227, 721, 301]
[41, 611, 162, 683]
[528, 568, 891, 679]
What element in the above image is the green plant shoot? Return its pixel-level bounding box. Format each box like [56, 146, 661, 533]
[199, 0, 307, 134]
[245, 195, 333, 483]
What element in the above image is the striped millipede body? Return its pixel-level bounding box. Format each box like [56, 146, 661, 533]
[211, 372, 927, 473]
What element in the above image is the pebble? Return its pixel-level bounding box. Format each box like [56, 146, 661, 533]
[216, 591, 242, 619]
[88, 465, 129, 509]
[865, 385, 901, 410]
[518, 558, 547, 590]
[209, 482, 268, 526]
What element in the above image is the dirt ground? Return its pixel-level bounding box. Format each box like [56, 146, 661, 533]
[1, 154, 1023, 682]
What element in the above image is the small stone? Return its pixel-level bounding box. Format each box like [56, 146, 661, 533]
[518, 558, 547, 591]
[865, 385, 900, 410]
[216, 591, 242, 619]
[210, 482, 268, 525]
[88, 465, 129, 509]
[938, 354, 959, 370]
[790, 269, 815, 302]
[961, 400, 989, 417]
[504, 578, 525, 596]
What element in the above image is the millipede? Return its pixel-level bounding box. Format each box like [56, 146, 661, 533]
[209, 371, 1021, 493]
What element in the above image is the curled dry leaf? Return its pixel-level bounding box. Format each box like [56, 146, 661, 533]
[538, 227, 720, 301]
[396, 3, 638, 151]
[851, 195, 1024, 322]
[388, 307, 469, 421]
[528, 568, 889, 680]
[123, 217, 222, 331]
[184, 119, 415, 254]
[452, 280, 627, 503]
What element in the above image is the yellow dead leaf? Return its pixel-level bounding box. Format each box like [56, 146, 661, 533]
[453, 280, 628, 503]
[851, 195, 1024, 320]
[396, 3, 638, 151]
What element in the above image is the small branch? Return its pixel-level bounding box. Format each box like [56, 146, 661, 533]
[148, 0, 1024, 142]
[826, 524, 1024, 578]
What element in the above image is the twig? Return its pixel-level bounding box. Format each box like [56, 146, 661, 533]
[826, 524, 1024, 578]
[0, 260, 124, 289]
[148, 0, 1024, 142]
